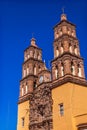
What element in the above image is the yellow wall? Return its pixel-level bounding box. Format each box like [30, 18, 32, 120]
[17, 100, 29, 130]
[72, 84, 87, 127]
[52, 82, 87, 130]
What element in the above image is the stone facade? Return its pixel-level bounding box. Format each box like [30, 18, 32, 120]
[17, 13, 87, 130]
[29, 83, 53, 130]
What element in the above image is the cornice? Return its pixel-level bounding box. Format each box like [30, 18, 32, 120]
[18, 93, 32, 104]
[22, 58, 44, 65]
[51, 52, 83, 63]
[24, 45, 42, 52]
[20, 74, 38, 82]
[53, 34, 78, 42]
[51, 75, 87, 89]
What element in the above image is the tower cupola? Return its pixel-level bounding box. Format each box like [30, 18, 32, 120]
[61, 13, 67, 21]
[30, 37, 37, 47]
[52, 13, 85, 81]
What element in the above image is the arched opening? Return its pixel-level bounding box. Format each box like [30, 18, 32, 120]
[71, 62, 75, 75]
[68, 28, 71, 35]
[27, 54, 30, 58]
[25, 55, 27, 61]
[61, 44, 64, 54]
[27, 67, 29, 75]
[61, 63, 64, 76]
[55, 31, 59, 39]
[23, 68, 26, 77]
[78, 64, 82, 77]
[59, 28, 62, 36]
[33, 81, 37, 89]
[55, 66, 58, 79]
[69, 43, 72, 53]
[39, 66, 41, 72]
[34, 65, 36, 75]
[74, 45, 78, 55]
[34, 51, 36, 58]
[56, 47, 59, 57]
[38, 53, 41, 60]
[30, 50, 33, 57]
[72, 30, 76, 37]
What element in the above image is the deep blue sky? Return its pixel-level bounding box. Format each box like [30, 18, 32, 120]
[0, 0, 87, 130]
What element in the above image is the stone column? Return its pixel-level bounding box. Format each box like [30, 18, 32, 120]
[52, 64, 56, 80]
[63, 58, 71, 75]
[29, 80, 33, 93]
[54, 46, 56, 58]
[58, 61, 62, 77]
[59, 42, 62, 55]
[77, 44, 80, 56]
[74, 60, 78, 76]
[71, 41, 74, 54]
[80, 61, 85, 78]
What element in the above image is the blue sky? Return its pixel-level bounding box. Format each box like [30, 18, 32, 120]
[0, 0, 87, 130]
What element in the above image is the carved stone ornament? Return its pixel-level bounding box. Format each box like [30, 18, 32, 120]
[29, 85, 53, 130]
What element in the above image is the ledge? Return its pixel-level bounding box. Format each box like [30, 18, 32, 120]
[51, 74, 87, 89]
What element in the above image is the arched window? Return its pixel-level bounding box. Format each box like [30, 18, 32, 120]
[55, 31, 59, 39]
[68, 28, 70, 35]
[34, 66, 36, 75]
[39, 66, 41, 72]
[34, 52, 36, 58]
[23, 68, 26, 77]
[72, 30, 76, 37]
[38, 53, 41, 60]
[69, 43, 72, 53]
[71, 62, 75, 75]
[61, 63, 64, 76]
[25, 55, 27, 61]
[55, 66, 58, 79]
[78, 64, 82, 77]
[27, 54, 30, 58]
[74, 45, 78, 55]
[27, 67, 29, 75]
[33, 81, 37, 89]
[30, 50, 33, 57]
[61, 44, 63, 54]
[62, 26, 67, 34]
[56, 47, 59, 57]
[59, 28, 62, 36]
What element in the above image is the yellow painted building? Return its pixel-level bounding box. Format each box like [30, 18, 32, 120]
[17, 100, 29, 130]
[17, 13, 87, 130]
[52, 82, 87, 130]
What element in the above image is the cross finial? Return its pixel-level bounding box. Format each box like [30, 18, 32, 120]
[32, 32, 34, 38]
[62, 7, 65, 14]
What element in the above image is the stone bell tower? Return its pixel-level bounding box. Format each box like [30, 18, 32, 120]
[17, 38, 45, 130]
[51, 13, 85, 82]
[51, 13, 87, 130]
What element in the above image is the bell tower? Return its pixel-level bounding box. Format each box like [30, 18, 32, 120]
[19, 37, 45, 102]
[51, 13, 85, 81]
[17, 38, 45, 130]
[51, 13, 87, 130]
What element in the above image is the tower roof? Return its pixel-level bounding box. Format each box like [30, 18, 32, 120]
[53, 13, 76, 29]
